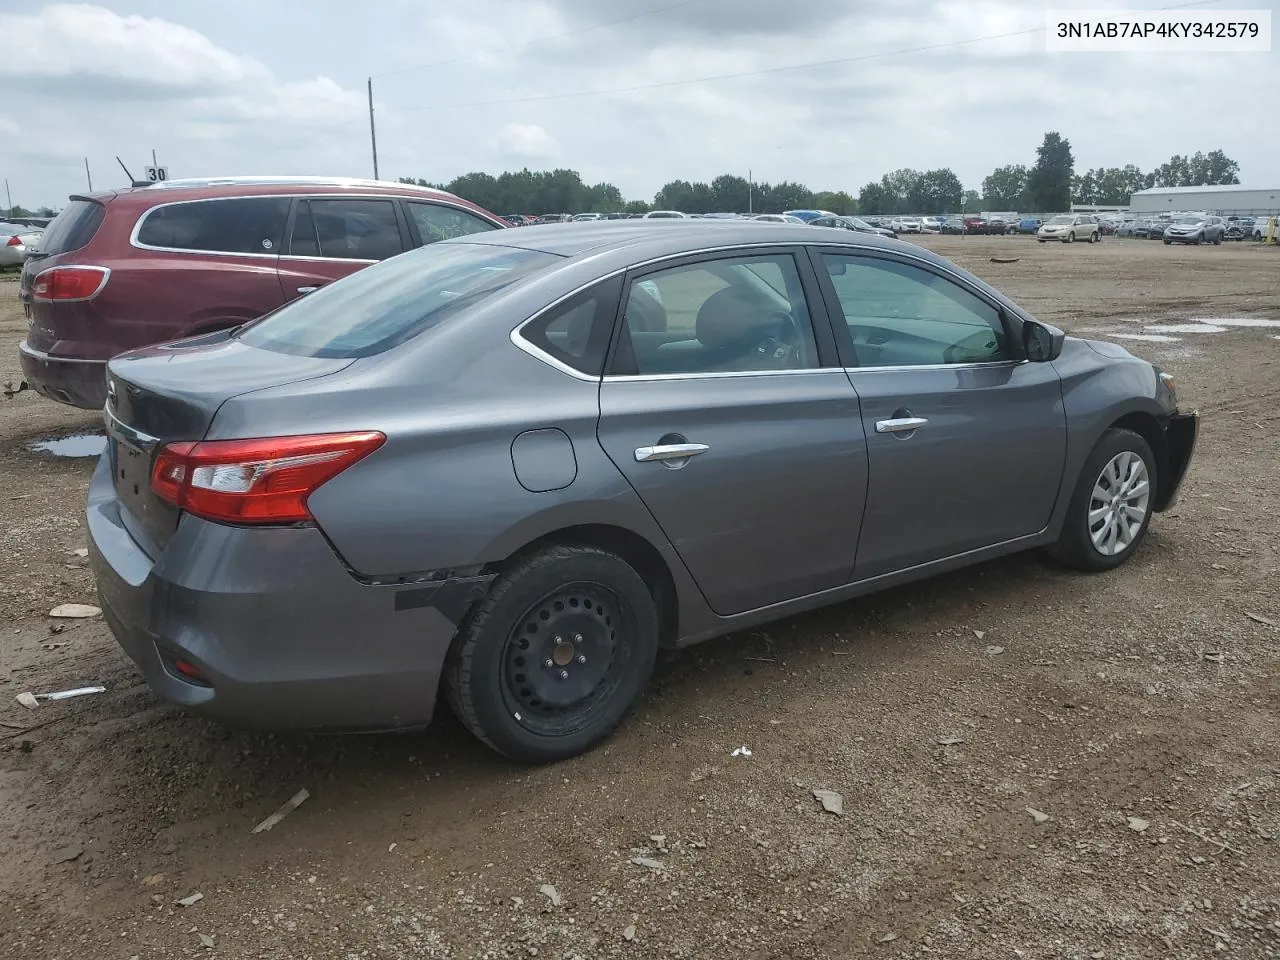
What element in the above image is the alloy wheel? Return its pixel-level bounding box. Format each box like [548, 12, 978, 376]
[1088, 451, 1151, 556]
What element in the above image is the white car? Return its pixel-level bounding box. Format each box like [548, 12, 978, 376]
[1253, 215, 1278, 241]
[918, 217, 942, 233]
[0, 223, 43, 267]
[643, 210, 689, 219]
[894, 218, 922, 234]
[752, 214, 805, 223]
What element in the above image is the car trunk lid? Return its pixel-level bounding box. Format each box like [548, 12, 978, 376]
[104, 332, 354, 555]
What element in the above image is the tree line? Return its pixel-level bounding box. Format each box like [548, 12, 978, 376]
[409, 133, 1241, 216]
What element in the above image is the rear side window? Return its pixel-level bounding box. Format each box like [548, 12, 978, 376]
[35, 200, 105, 255]
[237, 242, 559, 358]
[518, 276, 622, 377]
[136, 197, 289, 254]
[300, 199, 405, 261]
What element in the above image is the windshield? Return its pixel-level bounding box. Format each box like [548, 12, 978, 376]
[848, 218, 873, 229]
[238, 242, 560, 358]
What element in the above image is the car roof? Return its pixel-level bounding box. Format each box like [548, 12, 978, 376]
[74, 176, 472, 207]
[453, 218, 915, 260]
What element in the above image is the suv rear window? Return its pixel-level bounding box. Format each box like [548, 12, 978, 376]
[35, 200, 105, 255]
[136, 197, 290, 254]
[237, 241, 560, 358]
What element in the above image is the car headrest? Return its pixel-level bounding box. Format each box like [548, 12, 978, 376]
[695, 286, 779, 350]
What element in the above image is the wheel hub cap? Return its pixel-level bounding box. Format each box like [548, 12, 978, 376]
[1088, 451, 1151, 556]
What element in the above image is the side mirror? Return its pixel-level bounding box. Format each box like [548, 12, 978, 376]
[1023, 319, 1065, 362]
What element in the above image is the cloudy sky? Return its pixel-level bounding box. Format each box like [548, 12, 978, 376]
[2, 0, 1277, 210]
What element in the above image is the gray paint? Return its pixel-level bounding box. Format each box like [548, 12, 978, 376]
[91, 221, 1193, 731]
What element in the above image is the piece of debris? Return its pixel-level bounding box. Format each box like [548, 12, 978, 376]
[1203, 652, 1225, 663]
[649, 834, 666, 849]
[49, 603, 101, 619]
[511, 896, 524, 908]
[985, 645, 1005, 656]
[197, 932, 214, 949]
[1025, 807, 1050, 824]
[176, 892, 204, 907]
[938, 735, 966, 746]
[251, 788, 310, 834]
[630, 856, 665, 871]
[387, 842, 397, 853]
[142, 874, 165, 887]
[48, 623, 65, 635]
[51, 845, 84, 864]
[42, 642, 69, 651]
[989, 257, 1020, 264]
[71, 548, 89, 559]
[731, 746, 752, 758]
[3, 380, 29, 399]
[1127, 816, 1150, 833]
[1244, 612, 1276, 627]
[538, 883, 562, 907]
[623, 925, 636, 942]
[813, 789, 844, 816]
[973, 629, 986, 640]
[878, 932, 900, 943]
[15, 685, 106, 710]
[1172, 820, 1244, 856]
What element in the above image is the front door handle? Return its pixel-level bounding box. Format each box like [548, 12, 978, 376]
[297, 285, 321, 295]
[634, 443, 710, 463]
[875, 416, 929, 434]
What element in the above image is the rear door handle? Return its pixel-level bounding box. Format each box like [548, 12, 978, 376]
[634, 443, 710, 463]
[875, 417, 929, 434]
[297, 286, 321, 295]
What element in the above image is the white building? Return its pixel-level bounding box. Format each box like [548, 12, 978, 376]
[1128, 184, 1280, 216]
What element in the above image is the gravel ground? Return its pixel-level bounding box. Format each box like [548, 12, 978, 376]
[1, 236, 1278, 959]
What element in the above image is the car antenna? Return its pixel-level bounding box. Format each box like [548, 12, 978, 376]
[116, 156, 148, 188]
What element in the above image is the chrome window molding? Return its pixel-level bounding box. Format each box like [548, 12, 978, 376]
[129, 193, 501, 259]
[510, 239, 1030, 381]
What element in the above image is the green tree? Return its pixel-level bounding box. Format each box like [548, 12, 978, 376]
[910, 168, 964, 213]
[710, 174, 751, 212]
[812, 190, 857, 215]
[962, 189, 981, 213]
[624, 199, 650, 214]
[982, 164, 1029, 209]
[1027, 132, 1074, 211]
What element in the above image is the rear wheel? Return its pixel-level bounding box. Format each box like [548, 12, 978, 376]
[1049, 428, 1157, 572]
[445, 545, 658, 762]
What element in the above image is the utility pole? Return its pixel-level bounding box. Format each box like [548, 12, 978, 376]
[85, 157, 93, 191]
[4, 178, 11, 216]
[367, 78, 380, 180]
[748, 168, 753, 214]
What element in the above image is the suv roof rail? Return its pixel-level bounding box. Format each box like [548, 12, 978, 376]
[139, 176, 447, 192]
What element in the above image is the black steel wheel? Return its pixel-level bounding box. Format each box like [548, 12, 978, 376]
[445, 545, 658, 762]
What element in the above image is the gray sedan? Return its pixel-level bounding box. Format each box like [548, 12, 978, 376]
[0, 223, 42, 267]
[89, 221, 1198, 761]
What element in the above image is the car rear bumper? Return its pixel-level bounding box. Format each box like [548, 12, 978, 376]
[1154, 411, 1198, 512]
[19, 341, 107, 409]
[86, 454, 475, 732]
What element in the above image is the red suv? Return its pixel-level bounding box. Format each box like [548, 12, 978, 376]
[18, 177, 506, 408]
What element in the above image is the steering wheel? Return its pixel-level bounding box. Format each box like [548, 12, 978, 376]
[753, 312, 800, 367]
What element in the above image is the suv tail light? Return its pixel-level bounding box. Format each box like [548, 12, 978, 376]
[150, 432, 385, 525]
[31, 265, 111, 301]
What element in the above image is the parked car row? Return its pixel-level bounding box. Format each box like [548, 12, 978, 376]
[0, 220, 45, 267]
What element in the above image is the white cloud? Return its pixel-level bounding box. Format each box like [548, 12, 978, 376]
[490, 123, 560, 160]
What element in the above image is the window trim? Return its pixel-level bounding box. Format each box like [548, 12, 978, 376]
[603, 246, 838, 379]
[805, 245, 1028, 369]
[130, 193, 486, 261]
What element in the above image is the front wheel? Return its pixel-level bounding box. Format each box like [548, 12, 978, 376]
[1049, 428, 1157, 572]
[1163, 239, 1172, 245]
[1066, 232, 1075, 243]
[444, 545, 659, 762]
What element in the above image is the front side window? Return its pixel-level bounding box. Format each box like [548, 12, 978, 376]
[299, 198, 405, 261]
[612, 253, 819, 376]
[406, 202, 499, 244]
[137, 197, 290, 254]
[820, 254, 1010, 367]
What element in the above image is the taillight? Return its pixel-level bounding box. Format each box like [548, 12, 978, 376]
[150, 432, 385, 525]
[31, 265, 110, 301]
[5, 235, 21, 247]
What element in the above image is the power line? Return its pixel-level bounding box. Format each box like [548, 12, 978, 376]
[372, 0, 709, 79]
[397, 0, 1226, 113]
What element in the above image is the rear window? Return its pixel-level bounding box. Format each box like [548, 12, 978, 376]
[34, 200, 105, 255]
[237, 242, 560, 358]
[136, 197, 290, 254]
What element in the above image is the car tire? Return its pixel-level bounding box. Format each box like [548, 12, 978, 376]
[1213, 235, 1222, 245]
[1048, 428, 1157, 573]
[1037, 238, 1046, 243]
[1163, 239, 1172, 245]
[444, 544, 659, 763]
[1089, 232, 1098, 243]
[1066, 232, 1075, 243]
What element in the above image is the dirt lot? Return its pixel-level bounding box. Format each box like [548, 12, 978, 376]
[1, 236, 1279, 959]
